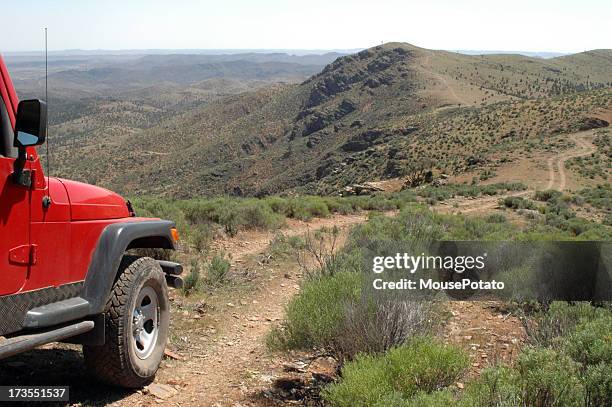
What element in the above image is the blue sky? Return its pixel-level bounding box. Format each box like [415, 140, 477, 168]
[1, 0, 610, 52]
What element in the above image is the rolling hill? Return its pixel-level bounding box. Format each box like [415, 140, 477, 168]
[44, 43, 612, 197]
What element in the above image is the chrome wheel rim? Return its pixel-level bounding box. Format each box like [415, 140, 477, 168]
[132, 286, 160, 360]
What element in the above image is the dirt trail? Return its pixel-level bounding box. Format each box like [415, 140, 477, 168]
[435, 133, 596, 380]
[545, 133, 595, 191]
[439, 131, 596, 215]
[444, 302, 526, 379]
[120, 213, 370, 406]
[209, 213, 369, 264]
[422, 54, 467, 106]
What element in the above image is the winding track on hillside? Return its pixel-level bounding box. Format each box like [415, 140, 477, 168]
[422, 53, 468, 106]
[545, 133, 596, 191]
[441, 131, 596, 215]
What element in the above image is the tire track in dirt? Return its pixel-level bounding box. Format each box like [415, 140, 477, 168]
[546, 133, 595, 191]
[439, 131, 596, 215]
[422, 54, 467, 106]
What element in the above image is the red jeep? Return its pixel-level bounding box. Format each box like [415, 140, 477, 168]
[0, 56, 183, 388]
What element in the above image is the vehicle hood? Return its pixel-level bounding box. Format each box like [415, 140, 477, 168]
[56, 178, 130, 221]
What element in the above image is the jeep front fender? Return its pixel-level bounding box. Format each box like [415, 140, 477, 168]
[82, 220, 176, 314]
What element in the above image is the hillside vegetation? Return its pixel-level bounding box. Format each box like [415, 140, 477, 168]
[27, 43, 612, 197]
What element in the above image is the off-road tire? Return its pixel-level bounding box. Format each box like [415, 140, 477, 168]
[83, 256, 169, 388]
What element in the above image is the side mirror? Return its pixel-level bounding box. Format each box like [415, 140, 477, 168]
[14, 99, 47, 148]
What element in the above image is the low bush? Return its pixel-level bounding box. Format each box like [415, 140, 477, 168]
[486, 213, 507, 223]
[206, 255, 231, 286]
[515, 347, 584, 407]
[405, 390, 456, 407]
[577, 184, 611, 212]
[535, 189, 563, 202]
[182, 258, 202, 295]
[515, 304, 612, 406]
[191, 223, 213, 254]
[323, 338, 468, 406]
[181, 255, 231, 294]
[460, 348, 584, 407]
[502, 196, 537, 210]
[562, 313, 612, 366]
[267, 233, 304, 259]
[268, 271, 362, 350]
[522, 301, 606, 348]
[334, 299, 437, 360]
[582, 362, 612, 407]
[459, 366, 521, 407]
[416, 182, 527, 204]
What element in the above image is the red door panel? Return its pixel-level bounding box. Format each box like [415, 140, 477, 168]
[0, 156, 30, 295]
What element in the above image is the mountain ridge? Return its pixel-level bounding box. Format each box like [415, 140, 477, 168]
[47, 42, 612, 197]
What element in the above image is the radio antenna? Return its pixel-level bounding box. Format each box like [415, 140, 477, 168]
[43, 27, 52, 208]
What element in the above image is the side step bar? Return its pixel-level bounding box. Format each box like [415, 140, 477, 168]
[23, 297, 90, 329]
[0, 321, 94, 360]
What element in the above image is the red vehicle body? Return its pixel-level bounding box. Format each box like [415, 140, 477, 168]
[0, 55, 182, 388]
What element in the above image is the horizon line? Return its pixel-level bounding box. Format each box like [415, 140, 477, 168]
[1, 45, 607, 56]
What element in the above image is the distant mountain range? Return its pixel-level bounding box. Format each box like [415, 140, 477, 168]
[4, 48, 575, 59]
[454, 50, 569, 58]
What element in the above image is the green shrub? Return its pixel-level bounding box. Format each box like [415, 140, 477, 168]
[515, 347, 584, 407]
[191, 223, 213, 253]
[577, 184, 611, 211]
[562, 313, 612, 366]
[459, 366, 521, 407]
[388, 338, 469, 395]
[523, 302, 606, 348]
[371, 392, 407, 407]
[239, 200, 284, 230]
[323, 352, 394, 406]
[335, 298, 436, 359]
[265, 196, 289, 214]
[206, 255, 231, 286]
[267, 233, 304, 259]
[416, 183, 527, 204]
[461, 305, 611, 406]
[323, 197, 356, 215]
[405, 390, 456, 407]
[535, 189, 562, 202]
[486, 213, 507, 223]
[269, 272, 362, 350]
[583, 362, 612, 407]
[460, 349, 584, 407]
[502, 196, 536, 210]
[323, 338, 468, 406]
[182, 258, 202, 295]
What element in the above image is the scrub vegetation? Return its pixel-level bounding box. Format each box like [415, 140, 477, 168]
[265, 206, 612, 406]
[131, 193, 408, 245]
